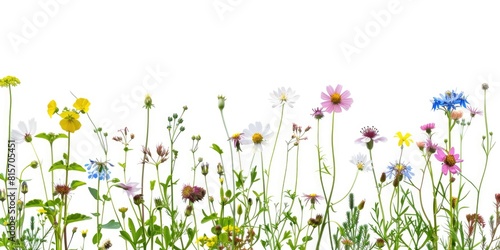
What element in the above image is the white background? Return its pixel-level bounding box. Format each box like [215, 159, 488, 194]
[1, 1, 500, 249]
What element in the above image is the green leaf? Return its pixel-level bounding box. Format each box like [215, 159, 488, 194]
[120, 231, 133, 244]
[88, 187, 101, 201]
[35, 132, 67, 143]
[25, 199, 44, 208]
[65, 213, 92, 224]
[102, 194, 111, 201]
[201, 213, 218, 223]
[210, 143, 223, 154]
[48, 160, 66, 172]
[70, 180, 86, 190]
[92, 232, 102, 245]
[101, 220, 121, 229]
[68, 162, 86, 172]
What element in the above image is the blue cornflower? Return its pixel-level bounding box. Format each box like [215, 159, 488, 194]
[86, 159, 114, 180]
[431, 90, 468, 111]
[386, 161, 414, 180]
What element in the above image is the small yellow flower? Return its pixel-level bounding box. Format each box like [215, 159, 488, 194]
[37, 208, 47, 214]
[59, 110, 81, 133]
[81, 229, 88, 238]
[47, 100, 58, 118]
[395, 132, 413, 147]
[0, 76, 20, 87]
[222, 225, 241, 234]
[73, 98, 90, 113]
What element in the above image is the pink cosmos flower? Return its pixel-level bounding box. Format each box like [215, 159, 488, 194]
[435, 147, 463, 175]
[320, 85, 353, 113]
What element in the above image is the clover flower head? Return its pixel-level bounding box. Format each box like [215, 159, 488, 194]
[431, 89, 468, 111]
[320, 84, 353, 113]
[11, 118, 36, 143]
[435, 147, 463, 175]
[350, 153, 372, 172]
[240, 122, 274, 152]
[386, 161, 414, 180]
[86, 159, 114, 180]
[270, 87, 299, 108]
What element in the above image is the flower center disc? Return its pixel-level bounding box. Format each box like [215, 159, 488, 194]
[252, 133, 263, 144]
[330, 93, 341, 104]
[444, 155, 456, 166]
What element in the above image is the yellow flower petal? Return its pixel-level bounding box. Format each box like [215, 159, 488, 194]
[47, 100, 58, 118]
[59, 111, 81, 133]
[73, 98, 90, 113]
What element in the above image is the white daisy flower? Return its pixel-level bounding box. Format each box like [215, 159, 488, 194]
[270, 87, 299, 108]
[11, 118, 37, 143]
[240, 122, 274, 152]
[350, 153, 372, 172]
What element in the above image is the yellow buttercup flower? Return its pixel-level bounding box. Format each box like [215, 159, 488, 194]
[38, 208, 47, 214]
[59, 110, 81, 133]
[395, 132, 413, 147]
[47, 100, 58, 118]
[73, 98, 90, 113]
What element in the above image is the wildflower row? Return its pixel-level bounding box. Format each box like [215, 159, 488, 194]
[1, 76, 498, 250]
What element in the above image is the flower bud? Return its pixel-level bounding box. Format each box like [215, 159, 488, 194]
[237, 204, 243, 215]
[133, 194, 144, 205]
[30, 161, 38, 169]
[482, 83, 489, 90]
[21, 181, 28, 194]
[185, 204, 193, 217]
[212, 225, 222, 235]
[380, 172, 386, 183]
[218, 95, 226, 110]
[357, 199, 365, 210]
[376, 238, 385, 247]
[144, 94, 153, 109]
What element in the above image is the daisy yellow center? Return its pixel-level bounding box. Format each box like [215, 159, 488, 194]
[252, 133, 263, 144]
[231, 133, 241, 139]
[330, 93, 341, 104]
[280, 93, 287, 101]
[444, 155, 456, 166]
[356, 163, 364, 170]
